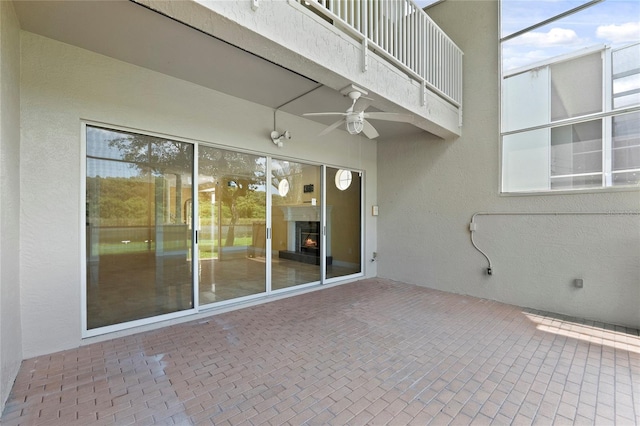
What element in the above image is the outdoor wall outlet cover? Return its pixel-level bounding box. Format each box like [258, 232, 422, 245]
[574, 278, 584, 288]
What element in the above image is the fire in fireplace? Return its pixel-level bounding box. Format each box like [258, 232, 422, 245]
[297, 221, 320, 255]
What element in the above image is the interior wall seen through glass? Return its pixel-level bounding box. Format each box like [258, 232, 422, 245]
[270, 160, 322, 290]
[326, 167, 362, 279]
[550, 53, 602, 121]
[551, 120, 603, 175]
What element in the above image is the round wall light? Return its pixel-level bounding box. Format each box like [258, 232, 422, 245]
[335, 169, 353, 191]
[278, 179, 290, 196]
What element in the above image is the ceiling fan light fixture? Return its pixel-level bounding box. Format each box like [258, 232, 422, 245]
[346, 117, 364, 135]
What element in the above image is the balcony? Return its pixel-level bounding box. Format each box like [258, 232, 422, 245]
[149, 0, 464, 138]
[297, 0, 463, 108]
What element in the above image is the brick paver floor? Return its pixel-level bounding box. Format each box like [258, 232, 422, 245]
[2, 278, 639, 425]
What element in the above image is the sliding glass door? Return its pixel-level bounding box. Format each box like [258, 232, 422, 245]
[86, 125, 364, 332]
[197, 147, 267, 305]
[86, 126, 194, 329]
[326, 167, 362, 279]
[270, 160, 322, 290]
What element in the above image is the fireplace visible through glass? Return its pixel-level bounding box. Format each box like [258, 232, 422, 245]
[278, 220, 331, 265]
[297, 221, 320, 255]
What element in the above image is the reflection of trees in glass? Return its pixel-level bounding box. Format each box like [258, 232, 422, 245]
[90, 126, 268, 247]
[271, 160, 304, 205]
[199, 148, 266, 247]
[86, 176, 151, 226]
[108, 132, 193, 225]
[235, 190, 266, 219]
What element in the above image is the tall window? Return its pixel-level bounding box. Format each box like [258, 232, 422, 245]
[501, 0, 640, 192]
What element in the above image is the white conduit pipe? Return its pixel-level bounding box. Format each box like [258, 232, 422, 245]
[469, 211, 640, 276]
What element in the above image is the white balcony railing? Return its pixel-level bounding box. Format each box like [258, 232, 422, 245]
[296, 0, 463, 108]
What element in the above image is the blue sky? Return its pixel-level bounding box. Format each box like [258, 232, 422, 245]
[501, 0, 640, 71]
[413, 0, 440, 7]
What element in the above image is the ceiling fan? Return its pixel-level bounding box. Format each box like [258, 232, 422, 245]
[303, 87, 414, 139]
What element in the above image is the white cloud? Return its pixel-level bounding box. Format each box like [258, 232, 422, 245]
[596, 22, 640, 43]
[513, 28, 582, 47]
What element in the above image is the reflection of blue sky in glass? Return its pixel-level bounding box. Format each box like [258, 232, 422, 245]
[502, 0, 639, 71]
[86, 127, 140, 178]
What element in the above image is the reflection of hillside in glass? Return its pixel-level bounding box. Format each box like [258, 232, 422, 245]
[86, 125, 194, 329]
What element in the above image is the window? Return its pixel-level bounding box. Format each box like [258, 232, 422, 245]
[500, 0, 640, 193]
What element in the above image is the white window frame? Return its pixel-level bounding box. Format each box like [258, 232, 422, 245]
[500, 2, 640, 194]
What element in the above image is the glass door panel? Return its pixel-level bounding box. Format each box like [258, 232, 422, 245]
[271, 160, 322, 290]
[198, 147, 266, 304]
[86, 126, 194, 329]
[326, 167, 362, 279]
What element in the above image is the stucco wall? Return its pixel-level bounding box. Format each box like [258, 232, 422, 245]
[19, 31, 377, 358]
[0, 0, 22, 409]
[378, 0, 640, 328]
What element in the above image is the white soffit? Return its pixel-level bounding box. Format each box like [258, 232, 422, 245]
[13, 0, 319, 109]
[13, 0, 430, 139]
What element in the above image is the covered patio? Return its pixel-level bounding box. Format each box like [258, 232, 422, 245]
[3, 279, 638, 425]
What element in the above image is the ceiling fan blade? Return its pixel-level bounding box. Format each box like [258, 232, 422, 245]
[362, 112, 414, 123]
[318, 119, 346, 136]
[361, 120, 380, 139]
[303, 112, 347, 117]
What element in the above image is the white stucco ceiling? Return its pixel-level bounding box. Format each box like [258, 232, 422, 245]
[13, 0, 424, 139]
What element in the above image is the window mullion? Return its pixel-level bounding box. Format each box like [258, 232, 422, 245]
[193, 143, 200, 309]
[603, 49, 613, 187]
[603, 117, 613, 187]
